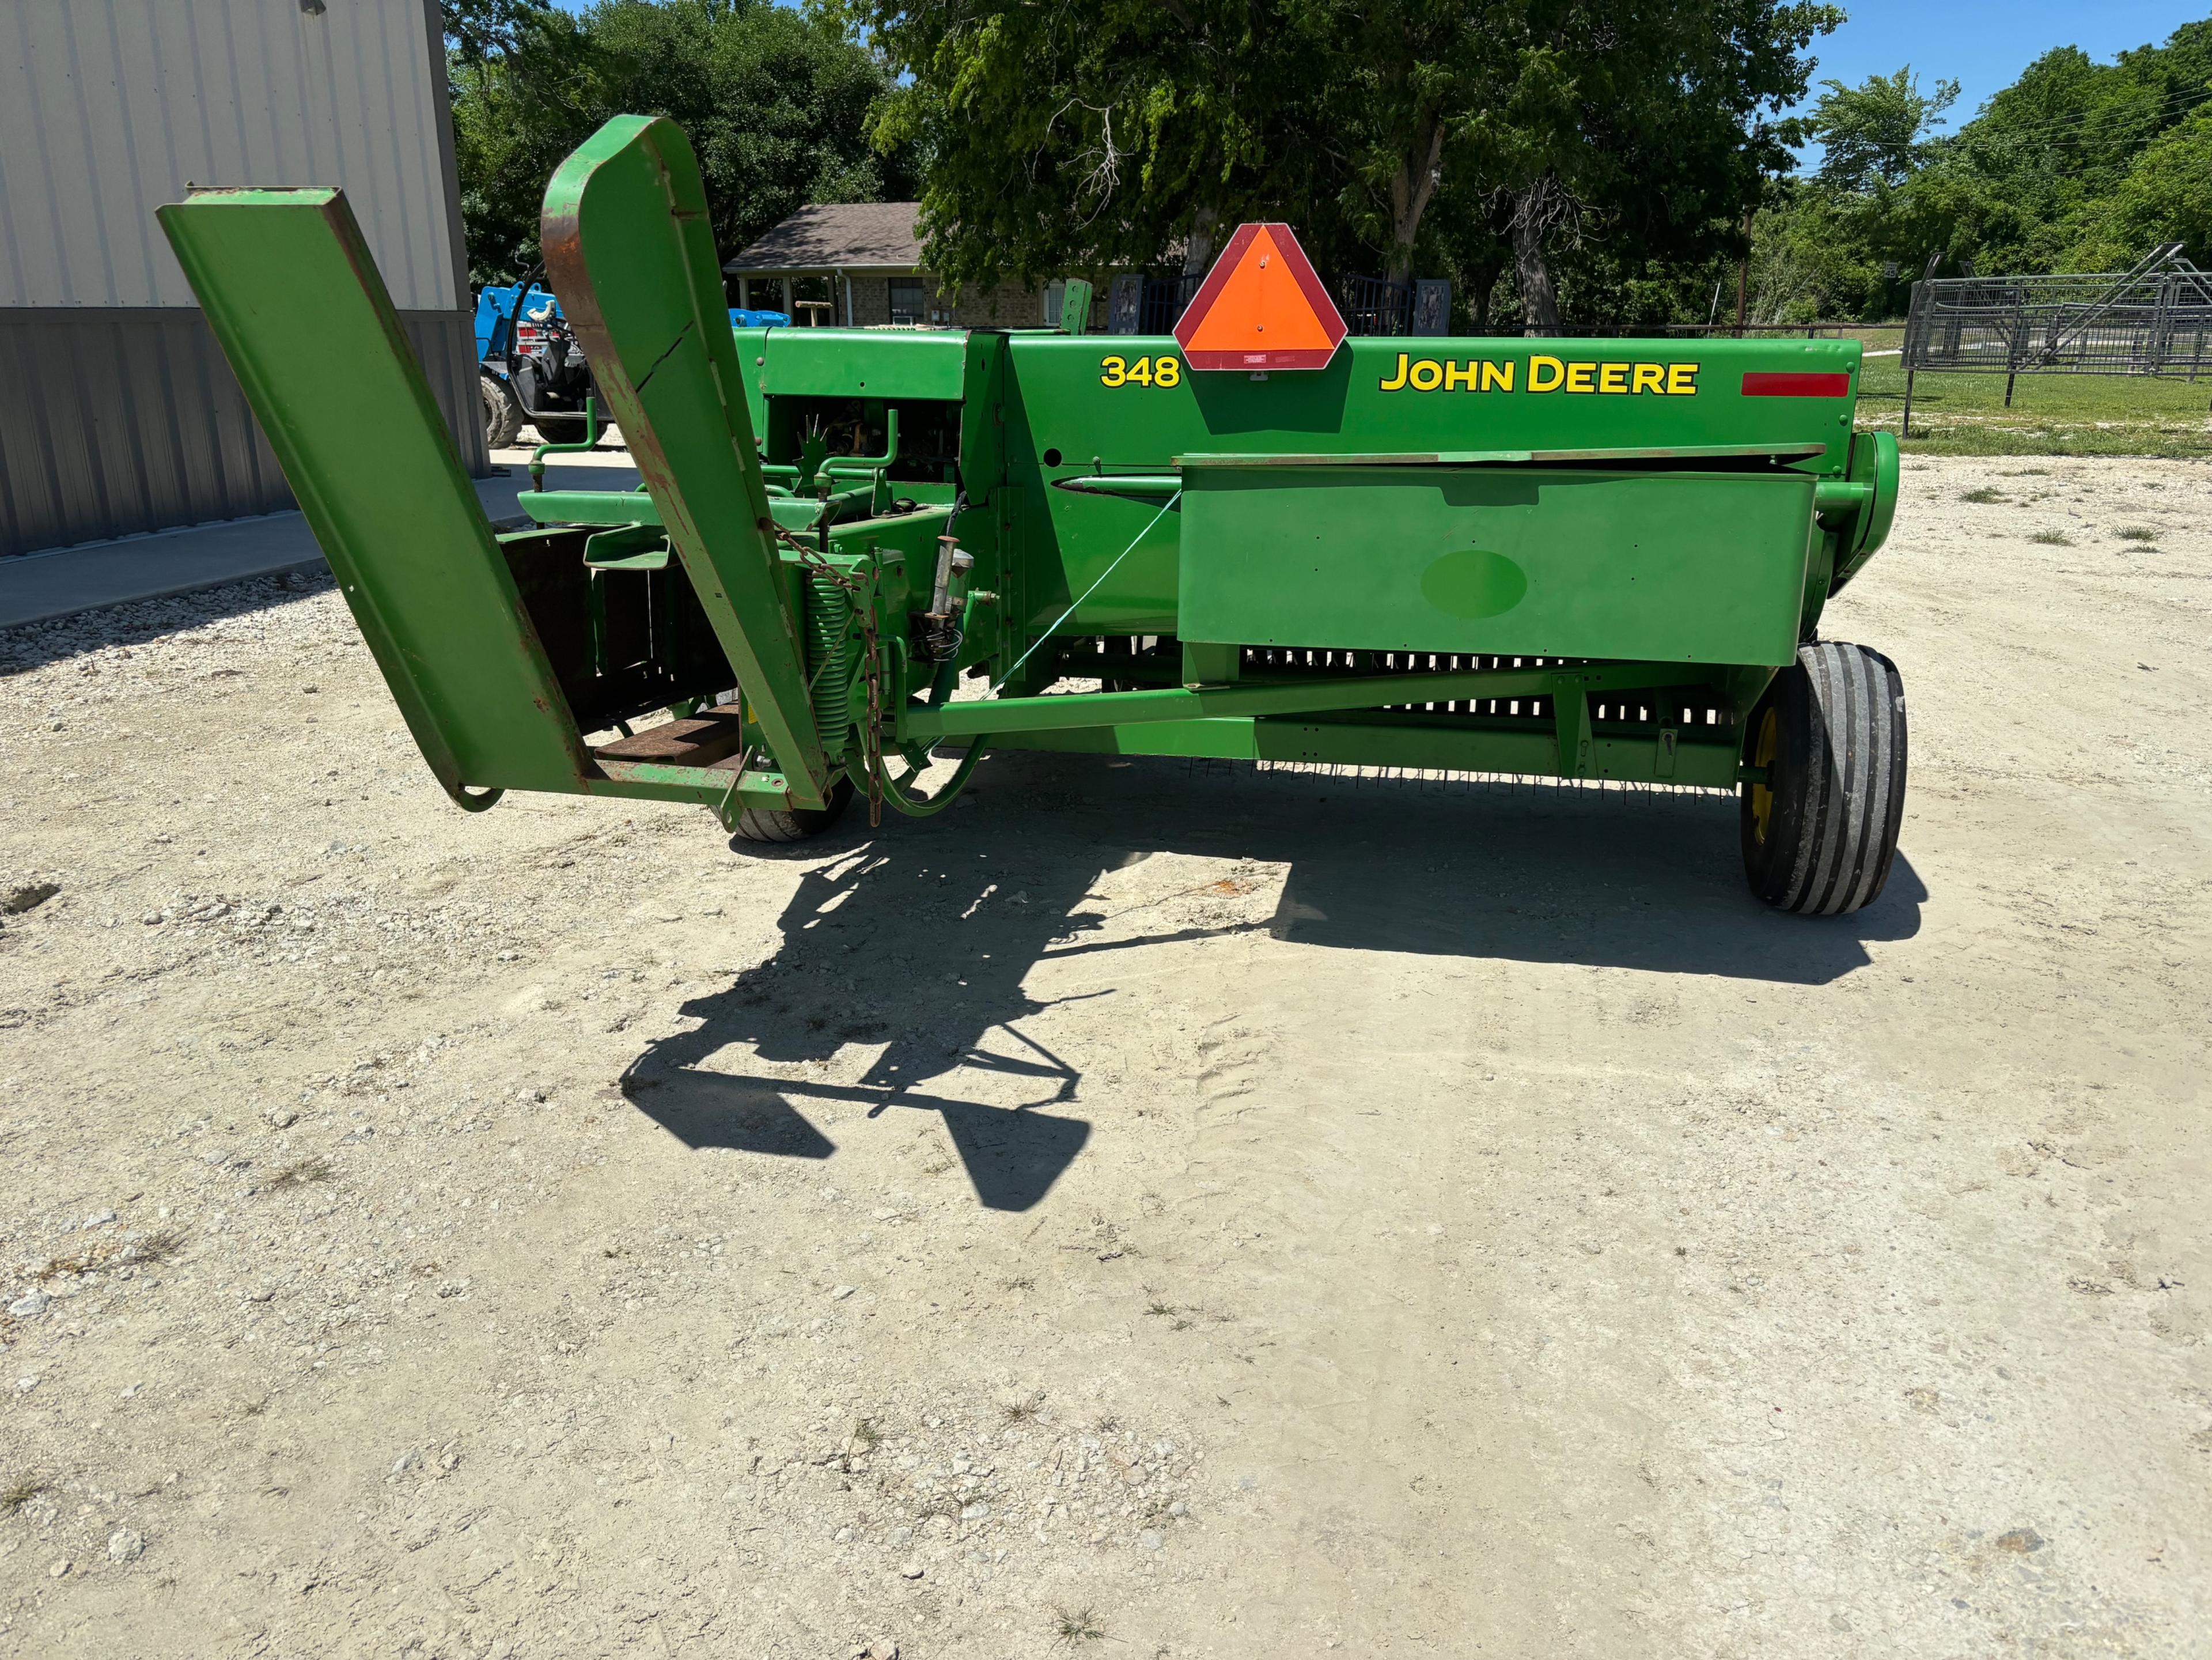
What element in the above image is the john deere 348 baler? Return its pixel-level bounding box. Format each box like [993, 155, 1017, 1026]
[159, 115, 1906, 916]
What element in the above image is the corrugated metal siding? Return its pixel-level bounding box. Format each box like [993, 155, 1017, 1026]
[0, 308, 486, 557]
[0, 0, 459, 311]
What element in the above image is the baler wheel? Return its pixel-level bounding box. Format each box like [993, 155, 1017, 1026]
[1740, 641, 1907, 916]
[732, 776, 855, 845]
[479, 374, 522, 449]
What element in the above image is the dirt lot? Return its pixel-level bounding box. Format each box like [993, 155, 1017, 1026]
[1, 455, 2207, 1658]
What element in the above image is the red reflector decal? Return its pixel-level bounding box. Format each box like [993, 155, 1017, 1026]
[1742, 371, 1850, 397]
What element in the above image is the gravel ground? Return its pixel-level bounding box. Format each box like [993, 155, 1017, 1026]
[0, 455, 2207, 1658]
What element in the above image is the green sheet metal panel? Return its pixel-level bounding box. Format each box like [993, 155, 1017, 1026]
[760, 327, 975, 401]
[1178, 465, 1815, 667]
[156, 187, 593, 800]
[1002, 334, 1857, 640]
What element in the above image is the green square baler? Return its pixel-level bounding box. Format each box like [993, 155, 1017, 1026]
[158, 115, 1906, 916]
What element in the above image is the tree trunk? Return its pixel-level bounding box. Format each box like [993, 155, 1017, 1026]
[1386, 119, 1446, 283]
[1734, 207, 1753, 334]
[1182, 206, 1221, 278]
[1469, 252, 1508, 336]
[1512, 198, 1560, 335]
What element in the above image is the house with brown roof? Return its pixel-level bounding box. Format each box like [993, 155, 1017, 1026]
[722, 202, 1069, 329]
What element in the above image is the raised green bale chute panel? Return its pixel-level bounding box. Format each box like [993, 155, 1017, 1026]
[538, 114, 831, 810]
[155, 188, 592, 806]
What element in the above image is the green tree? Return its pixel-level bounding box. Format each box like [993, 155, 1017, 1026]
[2085, 107, 2212, 265]
[441, 0, 548, 64]
[858, 0, 1327, 292]
[448, 0, 914, 286]
[1745, 20, 2212, 322]
[1808, 67, 1958, 191]
[858, 0, 1836, 328]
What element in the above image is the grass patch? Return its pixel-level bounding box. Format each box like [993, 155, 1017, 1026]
[1052, 1607, 1107, 1645]
[2116, 525, 2161, 542]
[1144, 1300, 1176, 1318]
[1852, 357, 2212, 457]
[850, 1416, 881, 1453]
[33, 1227, 185, 1282]
[2029, 530, 2075, 546]
[1, 1475, 51, 1515]
[1001, 1393, 1045, 1427]
[262, 1158, 333, 1192]
[124, 1229, 187, 1268]
[1959, 486, 2007, 504]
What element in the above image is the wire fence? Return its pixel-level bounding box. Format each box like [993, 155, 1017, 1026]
[1902, 246, 2212, 383]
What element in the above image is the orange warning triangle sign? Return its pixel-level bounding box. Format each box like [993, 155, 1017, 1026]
[1174, 223, 1346, 371]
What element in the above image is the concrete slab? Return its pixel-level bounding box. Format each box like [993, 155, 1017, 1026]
[0, 455, 642, 630]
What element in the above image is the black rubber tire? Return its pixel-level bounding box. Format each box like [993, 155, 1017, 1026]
[1740, 641, 1907, 915]
[732, 775, 855, 845]
[480, 375, 523, 449]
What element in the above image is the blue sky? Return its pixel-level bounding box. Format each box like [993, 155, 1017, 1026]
[1792, 2, 2203, 140]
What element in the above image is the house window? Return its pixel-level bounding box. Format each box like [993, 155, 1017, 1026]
[888, 277, 926, 325]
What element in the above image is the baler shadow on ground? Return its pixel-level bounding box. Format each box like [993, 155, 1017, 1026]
[620, 751, 1923, 1210]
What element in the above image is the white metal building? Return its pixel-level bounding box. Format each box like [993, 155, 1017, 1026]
[0, 0, 486, 558]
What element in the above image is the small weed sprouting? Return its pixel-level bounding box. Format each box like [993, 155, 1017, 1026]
[263, 1158, 333, 1192]
[2116, 525, 2160, 542]
[1003, 1275, 1036, 1292]
[1052, 1606, 1107, 1646]
[240, 1396, 270, 1418]
[2029, 530, 2074, 546]
[1001, 1393, 1044, 1427]
[1, 1476, 50, 1515]
[136, 1229, 185, 1262]
[1143, 1300, 1176, 1318]
[1960, 487, 2006, 504]
[33, 1249, 96, 1281]
[1093, 1414, 1120, 1434]
[851, 1417, 882, 1453]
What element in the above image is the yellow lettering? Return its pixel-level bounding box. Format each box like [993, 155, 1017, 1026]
[1099, 356, 1127, 387]
[1599, 361, 1629, 394]
[1127, 356, 1153, 386]
[1528, 355, 1563, 393]
[1565, 361, 1596, 394]
[1666, 362, 1699, 395]
[1482, 360, 1515, 392]
[1444, 359, 1478, 391]
[1409, 358, 1444, 391]
[1631, 362, 1665, 395]
[1379, 353, 1410, 391]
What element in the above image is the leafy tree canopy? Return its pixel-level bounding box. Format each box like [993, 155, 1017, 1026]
[1808, 67, 1958, 192]
[445, 0, 914, 287]
[851, 0, 1835, 328]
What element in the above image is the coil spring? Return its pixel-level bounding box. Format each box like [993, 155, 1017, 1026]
[805, 568, 854, 763]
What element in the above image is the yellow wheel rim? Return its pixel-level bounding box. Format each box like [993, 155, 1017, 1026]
[1749, 706, 1778, 845]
